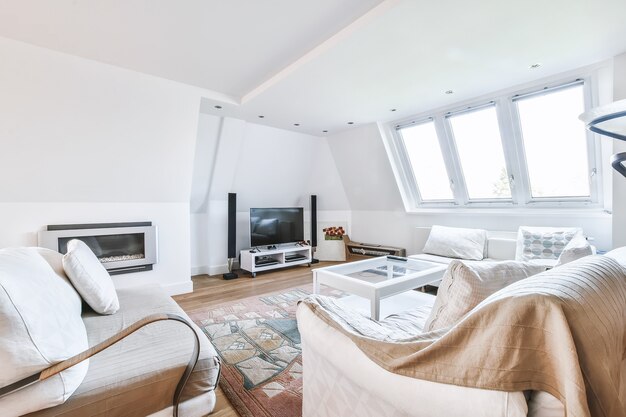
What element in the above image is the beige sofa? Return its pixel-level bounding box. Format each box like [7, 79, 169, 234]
[1, 248, 220, 417]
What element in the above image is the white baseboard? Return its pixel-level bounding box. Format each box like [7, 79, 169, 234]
[160, 280, 193, 296]
[191, 263, 240, 277]
[191, 265, 211, 276]
[209, 263, 229, 275]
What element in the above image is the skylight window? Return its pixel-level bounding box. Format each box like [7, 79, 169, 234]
[399, 121, 453, 201]
[447, 106, 511, 200]
[515, 84, 591, 199]
[387, 77, 601, 210]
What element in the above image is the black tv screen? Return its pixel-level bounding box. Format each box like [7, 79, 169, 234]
[250, 207, 304, 247]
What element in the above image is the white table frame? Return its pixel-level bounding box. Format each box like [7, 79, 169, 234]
[313, 256, 447, 320]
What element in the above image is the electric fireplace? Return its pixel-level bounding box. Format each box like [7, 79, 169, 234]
[38, 222, 158, 275]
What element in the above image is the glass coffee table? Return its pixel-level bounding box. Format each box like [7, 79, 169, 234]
[313, 256, 447, 320]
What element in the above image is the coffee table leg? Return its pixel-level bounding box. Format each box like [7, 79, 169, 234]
[371, 295, 380, 321]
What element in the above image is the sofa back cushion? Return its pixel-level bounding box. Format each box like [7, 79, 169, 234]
[425, 260, 547, 331]
[0, 247, 89, 416]
[485, 236, 517, 260]
[423, 225, 487, 261]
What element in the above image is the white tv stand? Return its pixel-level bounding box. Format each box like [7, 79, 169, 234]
[240, 244, 312, 277]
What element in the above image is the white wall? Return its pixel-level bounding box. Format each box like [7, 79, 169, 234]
[0, 37, 202, 294]
[328, 123, 613, 253]
[0, 203, 191, 294]
[190, 115, 350, 275]
[328, 124, 405, 211]
[612, 52, 626, 248]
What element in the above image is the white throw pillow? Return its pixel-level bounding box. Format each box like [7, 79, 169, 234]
[555, 234, 593, 266]
[515, 226, 581, 262]
[0, 248, 89, 416]
[422, 225, 487, 261]
[63, 239, 119, 315]
[424, 260, 547, 331]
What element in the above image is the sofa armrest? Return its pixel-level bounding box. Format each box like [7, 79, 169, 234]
[0, 314, 206, 417]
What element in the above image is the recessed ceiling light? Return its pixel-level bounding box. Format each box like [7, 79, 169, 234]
[214, 105, 222, 109]
[445, 90, 454, 95]
[258, 115, 265, 118]
[294, 123, 300, 126]
[347, 121, 354, 125]
[530, 63, 542, 69]
[390, 109, 397, 112]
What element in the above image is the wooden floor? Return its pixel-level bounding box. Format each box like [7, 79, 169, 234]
[173, 262, 339, 417]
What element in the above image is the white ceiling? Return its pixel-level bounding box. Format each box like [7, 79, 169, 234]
[1, 0, 626, 136]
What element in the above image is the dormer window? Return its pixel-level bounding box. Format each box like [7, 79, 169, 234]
[389, 78, 601, 210]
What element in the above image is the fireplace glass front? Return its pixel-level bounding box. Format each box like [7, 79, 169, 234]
[58, 233, 146, 264]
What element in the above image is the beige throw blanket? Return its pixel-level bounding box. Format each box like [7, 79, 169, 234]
[300, 256, 626, 417]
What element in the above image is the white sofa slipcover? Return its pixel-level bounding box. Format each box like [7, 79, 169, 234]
[0, 248, 220, 417]
[298, 304, 530, 417]
[0, 248, 89, 417]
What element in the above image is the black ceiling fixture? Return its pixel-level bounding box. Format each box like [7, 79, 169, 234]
[580, 99, 626, 177]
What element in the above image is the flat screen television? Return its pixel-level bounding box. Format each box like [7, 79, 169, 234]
[250, 207, 304, 247]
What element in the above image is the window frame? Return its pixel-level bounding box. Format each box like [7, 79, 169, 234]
[388, 75, 603, 210]
[508, 80, 601, 205]
[444, 102, 515, 204]
[395, 118, 456, 204]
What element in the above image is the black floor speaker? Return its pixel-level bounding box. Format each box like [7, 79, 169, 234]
[310, 195, 319, 264]
[223, 192, 239, 279]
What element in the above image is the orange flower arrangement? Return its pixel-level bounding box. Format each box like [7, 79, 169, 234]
[323, 226, 345, 240]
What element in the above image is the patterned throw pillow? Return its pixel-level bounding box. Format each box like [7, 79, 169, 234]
[515, 226, 582, 262]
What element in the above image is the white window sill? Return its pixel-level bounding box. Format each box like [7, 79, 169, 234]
[405, 206, 611, 218]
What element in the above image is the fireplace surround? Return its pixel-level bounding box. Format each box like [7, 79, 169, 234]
[38, 222, 158, 275]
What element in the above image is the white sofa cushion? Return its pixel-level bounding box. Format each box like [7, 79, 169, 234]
[515, 226, 581, 262]
[425, 260, 547, 331]
[63, 239, 119, 315]
[411, 253, 505, 265]
[409, 253, 460, 265]
[422, 225, 487, 261]
[0, 248, 89, 416]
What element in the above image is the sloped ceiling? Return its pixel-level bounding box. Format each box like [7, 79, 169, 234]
[0, 0, 382, 99]
[2, 0, 626, 136]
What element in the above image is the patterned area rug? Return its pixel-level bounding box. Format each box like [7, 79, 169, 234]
[190, 286, 344, 417]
